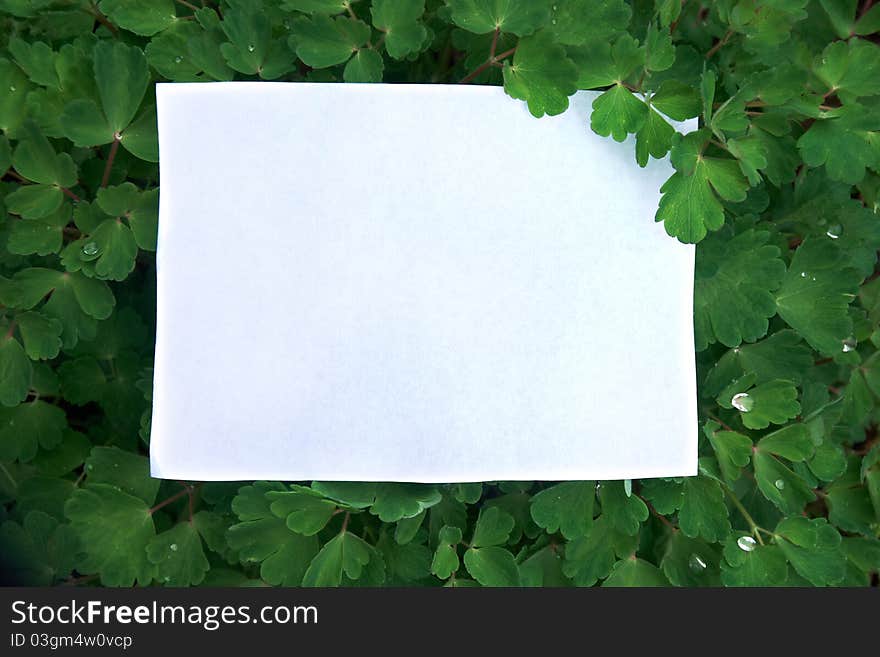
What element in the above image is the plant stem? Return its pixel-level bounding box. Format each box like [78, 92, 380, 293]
[61, 187, 81, 202]
[149, 486, 191, 515]
[341, 511, 350, 533]
[175, 0, 199, 11]
[101, 137, 120, 188]
[721, 483, 765, 545]
[459, 45, 517, 84]
[705, 29, 733, 59]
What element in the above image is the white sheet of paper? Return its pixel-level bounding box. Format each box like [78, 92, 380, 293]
[151, 82, 697, 483]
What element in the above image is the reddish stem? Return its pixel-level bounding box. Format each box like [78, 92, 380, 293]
[101, 137, 120, 188]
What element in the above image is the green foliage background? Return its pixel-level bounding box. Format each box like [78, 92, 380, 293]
[1, 0, 880, 587]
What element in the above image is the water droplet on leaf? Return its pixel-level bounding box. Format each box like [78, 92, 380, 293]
[737, 536, 757, 552]
[800, 271, 807, 277]
[842, 337, 856, 353]
[688, 554, 707, 572]
[9, 85, 15, 92]
[825, 223, 842, 239]
[82, 242, 99, 256]
[774, 478, 785, 490]
[174, 56, 183, 63]
[169, 543, 178, 551]
[247, 44, 255, 52]
[731, 392, 753, 412]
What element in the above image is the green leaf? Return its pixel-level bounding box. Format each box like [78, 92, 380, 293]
[757, 424, 814, 462]
[12, 122, 76, 187]
[720, 534, 789, 586]
[470, 505, 514, 547]
[727, 379, 801, 430]
[310, 481, 377, 508]
[463, 545, 519, 586]
[0, 57, 31, 133]
[227, 482, 319, 585]
[704, 421, 752, 483]
[635, 106, 675, 166]
[8, 38, 59, 89]
[0, 511, 78, 585]
[602, 557, 669, 586]
[660, 532, 720, 587]
[0, 336, 32, 407]
[5, 184, 64, 220]
[599, 481, 648, 535]
[267, 486, 337, 535]
[775, 239, 862, 355]
[547, 0, 631, 46]
[371, 0, 427, 60]
[302, 530, 375, 586]
[146, 521, 210, 586]
[529, 481, 594, 539]
[678, 476, 731, 542]
[562, 516, 632, 585]
[343, 48, 384, 82]
[289, 14, 370, 68]
[120, 104, 159, 162]
[0, 400, 65, 462]
[826, 483, 876, 535]
[694, 229, 786, 349]
[431, 525, 462, 579]
[446, 0, 549, 36]
[65, 483, 156, 587]
[14, 311, 61, 360]
[99, 0, 177, 37]
[591, 84, 648, 142]
[96, 183, 159, 250]
[93, 40, 150, 134]
[84, 446, 159, 506]
[753, 451, 815, 514]
[60, 99, 115, 147]
[368, 484, 442, 522]
[774, 517, 846, 586]
[502, 31, 578, 118]
[651, 79, 701, 121]
[797, 105, 880, 184]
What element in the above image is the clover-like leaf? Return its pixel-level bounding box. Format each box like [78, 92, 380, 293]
[147, 521, 210, 586]
[267, 485, 337, 536]
[529, 481, 595, 539]
[65, 483, 156, 587]
[463, 546, 519, 586]
[371, 0, 427, 60]
[290, 14, 371, 68]
[694, 229, 785, 350]
[302, 530, 377, 586]
[774, 517, 846, 587]
[227, 482, 319, 585]
[446, 0, 549, 36]
[502, 31, 578, 118]
[775, 239, 862, 355]
[591, 84, 648, 142]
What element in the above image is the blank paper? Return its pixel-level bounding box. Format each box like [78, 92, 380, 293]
[151, 82, 697, 482]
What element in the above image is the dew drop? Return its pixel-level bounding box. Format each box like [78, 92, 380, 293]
[731, 392, 753, 412]
[842, 337, 857, 353]
[551, 18, 557, 24]
[688, 554, 707, 572]
[737, 535, 757, 552]
[9, 85, 16, 92]
[169, 543, 178, 552]
[825, 223, 842, 239]
[552, 4, 557, 10]
[774, 478, 785, 490]
[82, 242, 99, 256]
[800, 271, 807, 277]
[247, 44, 255, 52]
[174, 56, 183, 64]
[623, 479, 632, 497]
